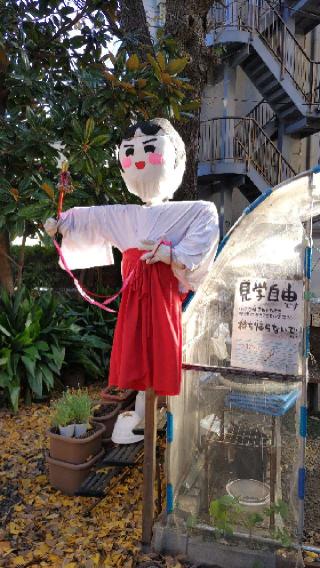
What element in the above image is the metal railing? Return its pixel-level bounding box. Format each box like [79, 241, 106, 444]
[209, 0, 320, 106]
[245, 99, 276, 129]
[199, 117, 296, 187]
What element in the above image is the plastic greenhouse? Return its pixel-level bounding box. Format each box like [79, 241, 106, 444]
[154, 168, 320, 566]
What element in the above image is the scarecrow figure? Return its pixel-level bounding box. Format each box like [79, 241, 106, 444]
[45, 118, 219, 397]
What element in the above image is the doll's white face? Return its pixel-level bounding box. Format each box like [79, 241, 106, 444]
[119, 128, 178, 205]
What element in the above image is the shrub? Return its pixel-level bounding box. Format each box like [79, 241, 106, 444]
[0, 287, 65, 411]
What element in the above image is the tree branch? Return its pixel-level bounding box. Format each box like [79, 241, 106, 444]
[52, 1, 90, 40]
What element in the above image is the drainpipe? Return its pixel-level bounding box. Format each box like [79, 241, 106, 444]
[306, 29, 316, 170]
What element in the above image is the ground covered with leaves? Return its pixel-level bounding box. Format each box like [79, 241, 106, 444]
[0, 387, 319, 568]
[0, 386, 194, 568]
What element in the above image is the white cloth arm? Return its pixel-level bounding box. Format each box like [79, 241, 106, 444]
[173, 202, 219, 270]
[57, 205, 125, 270]
[172, 202, 220, 291]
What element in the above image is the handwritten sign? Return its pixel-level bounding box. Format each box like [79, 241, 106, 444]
[231, 278, 304, 375]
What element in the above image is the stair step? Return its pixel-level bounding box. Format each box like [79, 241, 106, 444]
[76, 466, 121, 497]
[268, 90, 290, 104]
[244, 60, 266, 78]
[98, 440, 144, 466]
[255, 71, 274, 88]
[262, 80, 282, 96]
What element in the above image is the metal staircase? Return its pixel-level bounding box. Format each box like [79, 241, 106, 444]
[286, 0, 320, 34]
[208, 0, 320, 137]
[198, 112, 296, 200]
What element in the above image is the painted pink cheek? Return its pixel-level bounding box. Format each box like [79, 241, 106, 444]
[121, 157, 132, 169]
[148, 153, 164, 165]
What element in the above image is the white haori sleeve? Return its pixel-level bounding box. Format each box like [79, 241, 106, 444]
[57, 205, 128, 270]
[172, 202, 220, 291]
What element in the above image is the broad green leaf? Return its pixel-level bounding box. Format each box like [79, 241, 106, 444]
[0, 371, 9, 387]
[39, 364, 54, 388]
[0, 323, 11, 337]
[24, 346, 40, 360]
[156, 52, 166, 71]
[85, 118, 95, 141]
[35, 341, 49, 352]
[21, 355, 36, 377]
[90, 135, 110, 147]
[27, 368, 43, 397]
[166, 57, 189, 75]
[8, 384, 20, 413]
[126, 53, 140, 71]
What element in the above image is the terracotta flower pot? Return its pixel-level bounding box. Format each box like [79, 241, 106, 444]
[48, 422, 105, 465]
[47, 449, 104, 495]
[92, 402, 122, 438]
[100, 387, 137, 408]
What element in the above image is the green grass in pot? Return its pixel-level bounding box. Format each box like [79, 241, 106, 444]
[69, 389, 92, 425]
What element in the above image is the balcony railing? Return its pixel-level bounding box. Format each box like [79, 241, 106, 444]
[199, 117, 296, 187]
[209, 0, 320, 106]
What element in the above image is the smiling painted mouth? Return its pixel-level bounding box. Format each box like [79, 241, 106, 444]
[135, 161, 145, 169]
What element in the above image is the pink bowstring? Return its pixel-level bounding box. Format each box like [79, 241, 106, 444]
[53, 239, 136, 313]
[53, 238, 171, 313]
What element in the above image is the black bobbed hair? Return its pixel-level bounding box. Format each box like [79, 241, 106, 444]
[123, 118, 186, 170]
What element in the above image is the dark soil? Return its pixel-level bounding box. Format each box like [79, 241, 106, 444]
[93, 403, 119, 417]
[49, 423, 100, 437]
[304, 416, 320, 545]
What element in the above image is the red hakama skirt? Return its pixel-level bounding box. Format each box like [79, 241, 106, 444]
[108, 248, 183, 396]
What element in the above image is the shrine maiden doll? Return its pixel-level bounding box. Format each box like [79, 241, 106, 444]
[45, 118, 219, 396]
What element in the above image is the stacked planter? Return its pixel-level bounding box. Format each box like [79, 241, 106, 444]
[47, 422, 105, 495]
[100, 388, 137, 409]
[94, 389, 137, 446]
[92, 402, 122, 446]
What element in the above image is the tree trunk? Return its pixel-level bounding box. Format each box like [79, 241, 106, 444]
[0, 230, 14, 294]
[119, 0, 152, 56]
[118, 0, 216, 201]
[0, 50, 14, 293]
[165, 1, 213, 200]
[16, 232, 27, 289]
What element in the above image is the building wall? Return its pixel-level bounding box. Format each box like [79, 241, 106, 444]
[201, 3, 320, 229]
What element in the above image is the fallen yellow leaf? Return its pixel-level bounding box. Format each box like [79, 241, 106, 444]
[11, 556, 27, 566]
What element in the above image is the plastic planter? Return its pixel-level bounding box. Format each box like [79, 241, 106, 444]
[92, 402, 122, 438]
[48, 422, 105, 465]
[47, 449, 104, 495]
[100, 388, 137, 408]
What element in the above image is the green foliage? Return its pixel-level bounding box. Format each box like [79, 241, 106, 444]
[56, 293, 117, 379]
[0, 288, 115, 411]
[68, 388, 92, 425]
[242, 512, 264, 538]
[51, 396, 74, 428]
[209, 496, 292, 545]
[0, 287, 65, 411]
[264, 499, 289, 520]
[51, 388, 93, 427]
[0, 1, 198, 245]
[209, 495, 242, 537]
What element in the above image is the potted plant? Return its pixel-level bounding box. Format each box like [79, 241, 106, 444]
[100, 386, 136, 408]
[47, 389, 105, 495]
[92, 401, 122, 440]
[51, 393, 75, 438]
[69, 388, 92, 437]
[48, 390, 105, 464]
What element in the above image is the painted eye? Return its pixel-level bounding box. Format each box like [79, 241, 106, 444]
[125, 148, 134, 157]
[144, 145, 155, 154]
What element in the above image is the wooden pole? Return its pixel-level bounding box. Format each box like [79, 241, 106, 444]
[142, 387, 158, 549]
